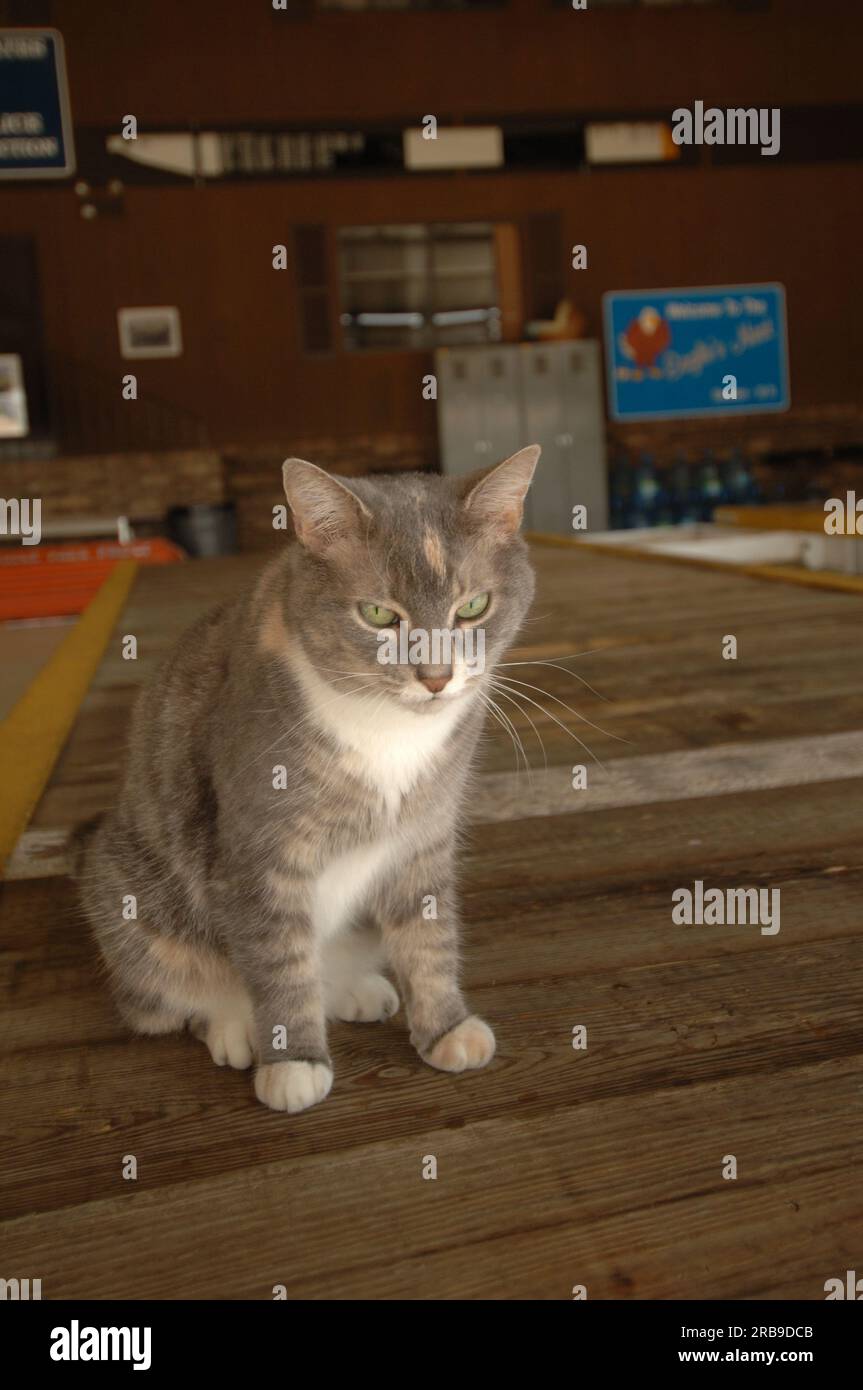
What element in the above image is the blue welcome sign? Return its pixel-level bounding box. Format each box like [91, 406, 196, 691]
[603, 284, 789, 422]
[0, 29, 75, 178]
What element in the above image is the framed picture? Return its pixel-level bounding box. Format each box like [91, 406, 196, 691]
[0, 353, 29, 437]
[117, 305, 183, 359]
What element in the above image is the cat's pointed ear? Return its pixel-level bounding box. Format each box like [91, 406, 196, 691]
[458, 445, 540, 536]
[282, 458, 371, 555]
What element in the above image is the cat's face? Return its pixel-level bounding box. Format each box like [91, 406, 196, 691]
[282, 449, 539, 714]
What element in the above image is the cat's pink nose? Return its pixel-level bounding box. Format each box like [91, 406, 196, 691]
[418, 670, 452, 695]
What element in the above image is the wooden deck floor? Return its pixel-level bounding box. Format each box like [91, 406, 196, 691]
[2, 543, 862, 1299]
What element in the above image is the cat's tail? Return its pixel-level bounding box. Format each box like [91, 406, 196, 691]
[67, 813, 105, 879]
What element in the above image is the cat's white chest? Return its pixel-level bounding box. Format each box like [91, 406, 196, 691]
[293, 649, 462, 814]
[309, 705, 457, 939]
[291, 652, 463, 938]
[342, 701, 461, 813]
[311, 839, 396, 942]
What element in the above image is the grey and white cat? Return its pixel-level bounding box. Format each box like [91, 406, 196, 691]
[77, 445, 539, 1113]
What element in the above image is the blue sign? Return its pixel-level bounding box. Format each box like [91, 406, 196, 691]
[603, 283, 789, 422]
[0, 29, 74, 178]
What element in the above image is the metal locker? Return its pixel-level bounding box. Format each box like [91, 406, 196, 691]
[436, 341, 606, 537]
[519, 342, 572, 535]
[478, 346, 523, 471]
[559, 342, 608, 534]
[436, 349, 488, 478]
[436, 345, 524, 478]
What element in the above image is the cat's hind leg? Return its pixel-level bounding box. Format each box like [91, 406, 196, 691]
[101, 919, 256, 1069]
[145, 935, 256, 1069]
[321, 919, 399, 1023]
[79, 823, 257, 1069]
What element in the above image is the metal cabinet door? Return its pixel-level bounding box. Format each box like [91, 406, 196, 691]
[436, 346, 525, 493]
[476, 345, 532, 527]
[519, 342, 571, 535]
[477, 345, 523, 471]
[436, 348, 487, 478]
[558, 341, 608, 534]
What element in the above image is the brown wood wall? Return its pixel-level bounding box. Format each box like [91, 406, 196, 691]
[1, 0, 861, 455]
[39, 0, 863, 125]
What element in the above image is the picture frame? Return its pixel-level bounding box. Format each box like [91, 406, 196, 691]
[117, 305, 183, 359]
[0, 352, 29, 437]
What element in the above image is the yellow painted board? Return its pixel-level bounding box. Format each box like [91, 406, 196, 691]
[0, 561, 138, 878]
[714, 504, 831, 534]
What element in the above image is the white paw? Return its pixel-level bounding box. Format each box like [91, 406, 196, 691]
[326, 973, 399, 1023]
[425, 1016, 496, 1074]
[193, 1013, 256, 1070]
[254, 1060, 333, 1114]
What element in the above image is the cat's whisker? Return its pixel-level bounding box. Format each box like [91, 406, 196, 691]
[459, 526, 493, 573]
[494, 658, 610, 703]
[487, 676, 607, 771]
[248, 675, 370, 716]
[512, 610, 553, 625]
[283, 683, 394, 835]
[491, 673, 630, 745]
[328, 686, 389, 801]
[477, 690, 528, 778]
[486, 682, 548, 772]
[380, 541, 397, 596]
[315, 666, 386, 678]
[237, 679, 379, 773]
[498, 646, 607, 663]
[486, 692, 531, 779]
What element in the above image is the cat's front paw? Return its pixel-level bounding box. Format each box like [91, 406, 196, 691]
[254, 1060, 333, 1113]
[326, 972, 399, 1022]
[424, 1016, 496, 1073]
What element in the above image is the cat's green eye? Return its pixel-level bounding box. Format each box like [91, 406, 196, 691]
[359, 602, 399, 628]
[456, 592, 490, 621]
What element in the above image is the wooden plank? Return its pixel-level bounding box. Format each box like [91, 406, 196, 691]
[0, 619, 72, 722]
[0, 1055, 858, 1298]
[2, 820, 861, 1220]
[470, 729, 863, 822]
